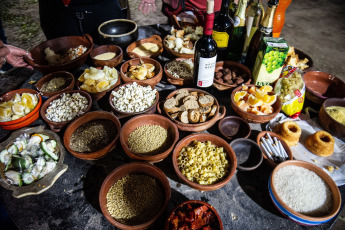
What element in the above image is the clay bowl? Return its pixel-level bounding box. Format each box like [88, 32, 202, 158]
[120, 57, 163, 87]
[165, 200, 223, 230]
[0, 89, 42, 130]
[256, 131, 293, 168]
[230, 138, 263, 171]
[126, 35, 163, 59]
[319, 98, 345, 140]
[24, 34, 93, 74]
[294, 48, 314, 72]
[230, 84, 282, 123]
[303, 71, 345, 104]
[98, 19, 138, 49]
[109, 82, 159, 119]
[213, 61, 252, 91]
[269, 160, 341, 225]
[99, 162, 171, 229]
[63, 111, 121, 160]
[172, 133, 237, 191]
[40, 90, 92, 132]
[163, 36, 194, 59]
[120, 114, 179, 163]
[90, 44, 123, 68]
[36, 71, 75, 98]
[157, 88, 226, 132]
[164, 58, 193, 86]
[218, 116, 251, 140]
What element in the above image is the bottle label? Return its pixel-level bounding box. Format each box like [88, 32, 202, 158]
[196, 56, 217, 87]
[212, 31, 229, 48]
[259, 26, 273, 35]
[246, 16, 254, 37]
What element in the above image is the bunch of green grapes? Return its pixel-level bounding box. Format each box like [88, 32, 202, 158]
[262, 50, 287, 73]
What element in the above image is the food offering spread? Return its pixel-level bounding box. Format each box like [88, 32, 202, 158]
[44, 45, 87, 65]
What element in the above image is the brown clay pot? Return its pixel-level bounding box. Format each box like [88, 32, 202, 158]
[164, 58, 193, 86]
[218, 116, 251, 140]
[90, 44, 123, 68]
[163, 36, 194, 59]
[319, 98, 345, 140]
[36, 71, 75, 98]
[126, 35, 163, 59]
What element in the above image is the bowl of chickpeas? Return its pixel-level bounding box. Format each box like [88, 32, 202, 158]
[172, 133, 237, 191]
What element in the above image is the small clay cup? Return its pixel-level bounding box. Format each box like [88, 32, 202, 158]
[36, 71, 75, 98]
[230, 138, 263, 171]
[218, 116, 251, 140]
[90, 44, 123, 68]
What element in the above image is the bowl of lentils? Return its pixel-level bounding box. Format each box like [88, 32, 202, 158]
[36, 71, 75, 98]
[99, 162, 171, 229]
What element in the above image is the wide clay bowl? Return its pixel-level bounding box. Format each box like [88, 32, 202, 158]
[24, 34, 93, 74]
[40, 90, 92, 132]
[230, 84, 282, 123]
[163, 36, 194, 59]
[0, 89, 42, 130]
[99, 162, 171, 229]
[172, 133, 237, 191]
[157, 88, 226, 132]
[294, 48, 314, 72]
[230, 138, 263, 171]
[269, 160, 341, 225]
[303, 71, 345, 104]
[126, 35, 163, 59]
[164, 200, 224, 230]
[98, 19, 138, 49]
[36, 71, 75, 98]
[319, 98, 345, 140]
[218, 116, 251, 140]
[120, 57, 163, 87]
[213, 61, 252, 91]
[164, 58, 194, 86]
[90, 44, 123, 68]
[256, 131, 293, 168]
[63, 111, 121, 160]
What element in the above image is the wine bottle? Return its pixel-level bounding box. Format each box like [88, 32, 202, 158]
[193, 0, 217, 89]
[212, 0, 234, 61]
[244, 0, 278, 71]
[227, 0, 247, 62]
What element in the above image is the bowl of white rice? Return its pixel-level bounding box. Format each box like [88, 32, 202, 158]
[269, 160, 341, 225]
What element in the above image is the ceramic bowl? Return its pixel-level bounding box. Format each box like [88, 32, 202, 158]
[40, 90, 92, 132]
[120, 114, 179, 163]
[99, 162, 171, 229]
[36, 71, 75, 98]
[164, 58, 194, 86]
[213, 61, 252, 91]
[319, 98, 345, 140]
[294, 48, 314, 72]
[24, 34, 93, 74]
[63, 111, 121, 160]
[172, 133, 237, 191]
[98, 19, 138, 49]
[0, 126, 68, 198]
[90, 44, 123, 68]
[230, 84, 282, 123]
[164, 200, 224, 230]
[163, 36, 194, 59]
[0, 89, 42, 130]
[230, 138, 263, 171]
[218, 116, 251, 140]
[256, 131, 294, 168]
[126, 35, 163, 59]
[303, 71, 345, 104]
[269, 160, 341, 225]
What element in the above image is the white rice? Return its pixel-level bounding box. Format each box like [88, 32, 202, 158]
[273, 165, 333, 216]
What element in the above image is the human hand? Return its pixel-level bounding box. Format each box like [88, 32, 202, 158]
[139, 0, 156, 15]
[5, 44, 33, 69]
[0, 40, 10, 69]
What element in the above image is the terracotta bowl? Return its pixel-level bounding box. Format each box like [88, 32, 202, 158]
[163, 36, 194, 59]
[120, 57, 163, 87]
[120, 114, 179, 163]
[230, 84, 282, 123]
[40, 90, 92, 132]
[36, 71, 75, 98]
[218, 116, 251, 140]
[126, 35, 163, 59]
[157, 88, 226, 132]
[269, 160, 341, 225]
[172, 133, 237, 191]
[63, 111, 121, 160]
[213, 61, 252, 91]
[0, 89, 42, 130]
[256, 131, 293, 168]
[294, 48, 314, 72]
[109, 82, 159, 119]
[164, 200, 223, 230]
[164, 58, 194, 86]
[24, 34, 93, 74]
[90, 44, 123, 68]
[319, 98, 345, 140]
[230, 138, 263, 171]
[99, 162, 171, 229]
[303, 71, 345, 104]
